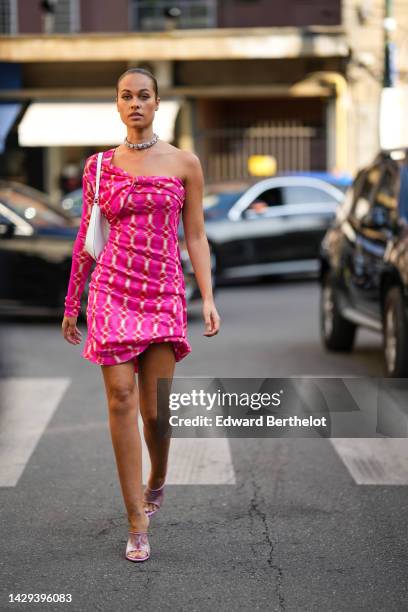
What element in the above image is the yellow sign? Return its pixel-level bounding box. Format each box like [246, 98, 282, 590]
[248, 155, 277, 176]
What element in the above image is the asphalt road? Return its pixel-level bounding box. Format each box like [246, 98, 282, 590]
[1, 278, 407, 612]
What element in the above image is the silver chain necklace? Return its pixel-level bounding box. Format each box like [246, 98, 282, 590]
[124, 133, 159, 150]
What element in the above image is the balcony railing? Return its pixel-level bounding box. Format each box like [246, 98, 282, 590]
[131, 0, 217, 31]
[196, 121, 326, 183]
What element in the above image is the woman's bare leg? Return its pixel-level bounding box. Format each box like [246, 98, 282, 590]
[100, 360, 149, 559]
[138, 342, 176, 513]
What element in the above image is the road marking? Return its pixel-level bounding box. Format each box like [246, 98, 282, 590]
[138, 415, 236, 485]
[0, 377, 70, 487]
[3, 377, 408, 486]
[330, 378, 408, 484]
[0, 377, 235, 487]
[331, 438, 408, 485]
[4, 377, 408, 486]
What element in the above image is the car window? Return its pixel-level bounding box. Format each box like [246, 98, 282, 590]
[350, 165, 382, 223]
[283, 185, 338, 205]
[202, 191, 246, 221]
[0, 212, 12, 234]
[61, 189, 83, 217]
[245, 187, 283, 215]
[203, 191, 244, 211]
[0, 202, 33, 236]
[334, 170, 364, 224]
[0, 187, 67, 228]
[369, 166, 398, 229]
[397, 165, 408, 222]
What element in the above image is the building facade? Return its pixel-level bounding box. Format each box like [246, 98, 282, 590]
[0, 0, 407, 197]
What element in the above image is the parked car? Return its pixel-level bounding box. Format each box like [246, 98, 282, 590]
[319, 147, 408, 377]
[0, 182, 82, 317]
[196, 175, 345, 283]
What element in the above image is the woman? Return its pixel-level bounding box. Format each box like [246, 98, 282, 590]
[61, 67, 220, 563]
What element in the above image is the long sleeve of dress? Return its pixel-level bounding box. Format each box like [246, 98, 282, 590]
[63, 155, 96, 318]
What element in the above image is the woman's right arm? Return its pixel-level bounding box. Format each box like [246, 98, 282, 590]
[63, 155, 96, 320]
[61, 155, 96, 344]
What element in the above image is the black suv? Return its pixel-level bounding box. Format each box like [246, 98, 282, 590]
[319, 148, 408, 377]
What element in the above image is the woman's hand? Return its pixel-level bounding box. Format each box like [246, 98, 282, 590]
[61, 316, 82, 345]
[202, 298, 221, 337]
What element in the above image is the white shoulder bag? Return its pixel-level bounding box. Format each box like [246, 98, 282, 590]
[85, 151, 110, 260]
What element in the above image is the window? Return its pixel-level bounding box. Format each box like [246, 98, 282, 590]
[0, 202, 33, 236]
[131, 0, 217, 31]
[369, 167, 398, 229]
[244, 187, 283, 216]
[397, 165, 408, 222]
[249, 188, 282, 208]
[203, 191, 245, 220]
[283, 185, 338, 205]
[335, 170, 364, 224]
[42, 0, 80, 34]
[203, 191, 244, 211]
[0, 0, 17, 34]
[350, 165, 382, 223]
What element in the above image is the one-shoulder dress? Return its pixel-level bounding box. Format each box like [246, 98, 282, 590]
[64, 146, 192, 372]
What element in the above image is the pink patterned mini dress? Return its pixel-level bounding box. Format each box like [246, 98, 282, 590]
[64, 147, 192, 372]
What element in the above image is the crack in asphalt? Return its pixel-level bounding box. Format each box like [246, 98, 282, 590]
[249, 474, 286, 611]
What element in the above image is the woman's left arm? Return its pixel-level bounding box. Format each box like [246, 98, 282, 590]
[182, 152, 221, 337]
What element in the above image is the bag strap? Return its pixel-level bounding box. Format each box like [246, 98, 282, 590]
[94, 151, 104, 205]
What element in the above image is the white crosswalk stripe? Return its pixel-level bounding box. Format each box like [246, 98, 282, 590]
[330, 378, 408, 485]
[330, 438, 408, 485]
[0, 378, 236, 487]
[8, 377, 407, 486]
[0, 377, 71, 487]
[138, 412, 236, 485]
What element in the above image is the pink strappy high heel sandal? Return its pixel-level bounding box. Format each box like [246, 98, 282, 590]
[143, 482, 165, 517]
[125, 531, 150, 562]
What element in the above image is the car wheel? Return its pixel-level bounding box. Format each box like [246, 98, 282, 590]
[383, 286, 408, 377]
[320, 272, 357, 351]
